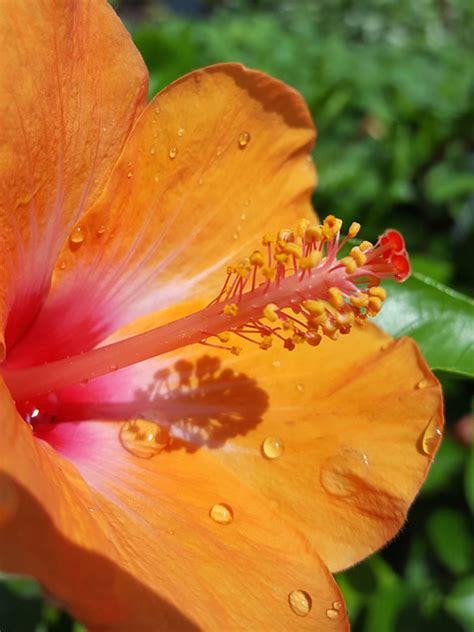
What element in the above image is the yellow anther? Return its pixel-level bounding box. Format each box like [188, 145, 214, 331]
[306, 332, 322, 347]
[369, 286, 387, 301]
[302, 299, 325, 315]
[308, 311, 328, 326]
[322, 215, 343, 239]
[274, 252, 288, 264]
[261, 266, 276, 280]
[296, 218, 310, 236]
[328, 287, 344, 310]
[218, 332, 231, 343]
[281, 319, 294, 331]
[348, 222, 361, 237]
[350, 293, 369, 308]
[305, 224, 322, 242]
[226, 265, 235, 274]
[282, 242, 302, 258]
[336, 309, 355, 327]
[299, 250, 323, 270]
[278, 228, 294, 243]
[250, 250, 265, 267]
[350, 246, 367, 267]
[367, 296, 382, 315]
[236, 257, 251, 278]
[262, 233, 276, 245]
[259, 336, 273, 350]
[359, 240, 373, 252]
[231, 346, 242, 356]
[263, 303, 280, 322]
[340, 256, 357, 274]
[223, 303, 239, 316]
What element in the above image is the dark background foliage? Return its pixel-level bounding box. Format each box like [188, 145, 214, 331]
[1, 1, 473, 630]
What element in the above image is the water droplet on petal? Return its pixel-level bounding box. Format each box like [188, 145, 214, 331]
[177, 127, 185, 137]
[127, 171, 133, 178]
[233, 232, 239, 240]
[262, 436, 284, 459]
[240, 213, 246, 221]
[421, 416, 442, 456]
[326, 608, 340, 620]
[150, 146, 156, 155]
[333, 601, 342, 611]
[272, 360, 281, 368]
[198, 177, 204, 185]
[69, 225, 85, 246]
[59, 260, 67, 270]
[154, 174, 159, 183]
[416, 378, 429, 389]
[320, 448, 370, 497]
[154, 104, 160, 115]
[119, 419, 171, 459]
[296, 383, 304, 392]
[96, 224, 106, 236]
[209, 503, 233, 525]
[169, 147, 178, 159]
[380, 341, 391, 351]
[288, 590, 312, 617]
[238, 131, 251, 148]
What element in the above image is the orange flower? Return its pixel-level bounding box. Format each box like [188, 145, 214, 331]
[0, 1, 443, 630]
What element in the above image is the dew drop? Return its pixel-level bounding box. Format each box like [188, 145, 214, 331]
[127, 171, 133, 178]
[262, 436, 284, 460]
[380, 341, 391, 351]
[169, 147, 178, 159]
[326, 608, 340, 620]
[154, 174, 159, 183]
[59, 260, 67, 270]
[69, 225, 85, 245]
[102, 127, 107, 133]
[154, 104, 160, 115]
[209, 503, 233, 525]
[177, 127, 185, 137]
[150, 146, 156, 155]
[233, 232, 239, 240]
[421, 416, 442, 456]
[320, 448, 370, 497]
[416, 378, 429, 389]
[296, 383, 304, 392]
[333, 601, 342, 611]
[198, 177, 204, 185]
[119, 419, 171, 459]
[238, 131, 251, 148]
[240, 213, 246, 221]
[272, 360, 281, 368]
[96, 224, 106, 236]
[288, 590, 312, 617]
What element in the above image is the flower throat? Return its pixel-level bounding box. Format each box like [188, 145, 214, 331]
[2, 215, 410, 404]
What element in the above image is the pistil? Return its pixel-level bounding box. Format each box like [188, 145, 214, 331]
[2, 216, 409, 403]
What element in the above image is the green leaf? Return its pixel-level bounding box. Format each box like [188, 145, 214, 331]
[445, 576, 474, 630]
[426, 508, 473, 575]
[375, 273, 474, 377]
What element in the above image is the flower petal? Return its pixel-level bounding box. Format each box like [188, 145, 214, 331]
[0, 379, 348, 631]
[9, 64, 316, 367]
[0, 0, 148, 355]
[54, 308, 442, 574]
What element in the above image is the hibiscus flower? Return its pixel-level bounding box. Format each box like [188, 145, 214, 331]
[0, 1, 443, 630]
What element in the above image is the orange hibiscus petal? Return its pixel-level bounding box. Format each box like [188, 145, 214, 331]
[0, 379, 348, 631]
[48, 302, 442, 574]
[8, 64, 316, 367]
[0, 0, 148, 354]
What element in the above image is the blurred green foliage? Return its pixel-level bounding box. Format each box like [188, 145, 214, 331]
[1, 0, 473, 630]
